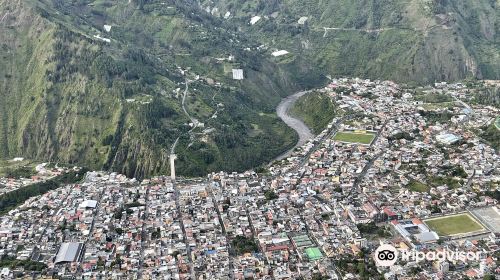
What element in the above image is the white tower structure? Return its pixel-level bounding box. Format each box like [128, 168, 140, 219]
[170, 154, 177, 180]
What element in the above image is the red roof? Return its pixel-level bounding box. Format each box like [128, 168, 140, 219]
[412, 218, 423, 225]
[314, 169, 327, 175]
[383, 208, 397, 216]
[465, 269, 477, 277]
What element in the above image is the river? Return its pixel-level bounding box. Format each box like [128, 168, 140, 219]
[274, 91, 314, 161]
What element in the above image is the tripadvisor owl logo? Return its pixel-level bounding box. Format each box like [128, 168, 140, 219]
[373, 244, 481, 267]
[373, 244, 398, 267]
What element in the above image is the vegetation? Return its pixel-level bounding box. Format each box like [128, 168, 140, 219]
[333, 132, 375, 144]
[482, 190, 500, 200]
[388, 131, 414, 141]
[421, 102, 455, 110]
[0, 0, 303, 179]
[418, 110, 454, 124]
[425, 214, 484, 236]
[264, 190, 279, 201]
[231, 235, 259, 255]
[125, 202, 145, 209]
[407, 180, 430, 193]
[290, 92, 337, 134]
[0, 160, 35, 178]
[201, 0, 499, 84]
[480, 123, 500, 151]
[151, 228, 161, 239]
[0, 256, 47, 271]
[0, 168, 87, 214]
[311, 273, 329, 280]
[427, 204, 442, 214]
[427, 176, 462, 189]
[415, 93, 453, 103]
[335, 256, 382, 280]
[2, 166, 35, 179]
[449, 166, 468, 178]
[472, 86, 500, 109]
[0, 0, 498, 179]
[357, 222, 391, 238]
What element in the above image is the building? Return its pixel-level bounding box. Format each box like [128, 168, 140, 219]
[436, 133, 460, 145]
[79, 200, 97, 209]
[391, 219, 439, 246]
[54, 243, 83, 264]
[272, 50, 289, 57]
[232, 69, 244, 80]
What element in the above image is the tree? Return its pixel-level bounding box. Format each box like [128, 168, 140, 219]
[311, 273, 329, 280]
[97, 257, 105, 268]
[264, 190, 278, 201]
[231, 235, 258, 255]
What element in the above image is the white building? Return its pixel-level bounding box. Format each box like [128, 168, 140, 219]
[232, 69, 244, 80]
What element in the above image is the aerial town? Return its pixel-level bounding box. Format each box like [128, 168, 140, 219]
[0, 78, 499, 279]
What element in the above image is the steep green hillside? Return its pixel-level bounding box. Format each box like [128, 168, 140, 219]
[1, 0, 498, 178]
[290, 91, 337, 134]
[201, 0, 499, 84]
[0, 0, 303, 178]
[481, 122, 500, 151]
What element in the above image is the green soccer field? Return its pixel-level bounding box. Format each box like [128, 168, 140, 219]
[425, 214, 484, 236]
[333, 132, 376, 144]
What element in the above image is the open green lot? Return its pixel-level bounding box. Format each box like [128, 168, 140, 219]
[333, 131, 376, 144]
[407, 180, 430, 193]
[421, 102, 455, 110]
[425, 214, 484, 236]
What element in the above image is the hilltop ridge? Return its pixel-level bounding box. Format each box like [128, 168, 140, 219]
[201, 0, 499, 84]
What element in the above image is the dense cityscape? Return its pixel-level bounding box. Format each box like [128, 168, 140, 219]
[0, 78, 499, 279]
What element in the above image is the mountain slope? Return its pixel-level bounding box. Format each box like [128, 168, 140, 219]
[0, 0, 305, 178]
[201, 0, 499, 84]
[1, 0, 498, 178]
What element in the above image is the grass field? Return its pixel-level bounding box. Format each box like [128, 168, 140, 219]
[425, 214, 485, 236]
[421, 102, 455, 110]
[407, 180, 430, 193]
[333, 131, 376, 144]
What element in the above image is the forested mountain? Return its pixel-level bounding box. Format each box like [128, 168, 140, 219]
[0, 0, 498, 178]
[201, 0, 499, 84]
[0, 0, 308, 178]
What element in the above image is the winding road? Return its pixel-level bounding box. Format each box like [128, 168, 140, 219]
[274, 91, 315, 160]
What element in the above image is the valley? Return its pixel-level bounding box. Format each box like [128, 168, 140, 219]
[275, 91, 314, 161]
[0, 0, 498, 179]
[0, 1, 499, 278]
